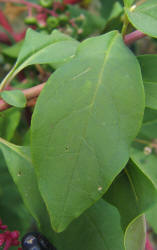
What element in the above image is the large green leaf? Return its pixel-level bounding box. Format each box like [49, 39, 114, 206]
[31, 31, 144, 232]
[0, 138, 51, 235]
[104, 161, 157, 231]
[138, 55, 157, 110]
[53, 199, 124, 250]
[0, 29, 79, 88]
[53, 199, 146, 250]
[126, 0, 157, 38]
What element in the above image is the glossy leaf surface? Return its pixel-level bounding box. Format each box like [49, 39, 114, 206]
[31, 31, 144, 232]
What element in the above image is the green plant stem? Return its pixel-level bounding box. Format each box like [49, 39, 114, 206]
[121, 14, 129, 37]
[0, 67, 15, 91]
[135, 138, 151, 145]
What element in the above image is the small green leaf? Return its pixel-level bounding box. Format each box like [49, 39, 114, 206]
[138, 55, 157, 110]
[1, 90, 26, 108]
[0, 29, 79, 88]
[126, 0, 157, 38]
[0, 138, 51, 234]
[31, 31, 144, 232]
[125, 215, 146, 250]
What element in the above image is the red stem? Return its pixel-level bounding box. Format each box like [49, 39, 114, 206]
[124, 30, 146, 45]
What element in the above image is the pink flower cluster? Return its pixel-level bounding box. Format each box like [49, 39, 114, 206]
[0, 219, 21, 250]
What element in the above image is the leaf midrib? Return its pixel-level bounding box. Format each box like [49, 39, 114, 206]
[57, 32, 119, 231]
[15, 39, 74, 74]
[86, 213, 110, 250]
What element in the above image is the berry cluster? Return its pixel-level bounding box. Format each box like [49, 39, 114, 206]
[0, 219, 21, 250]
[24, 0, 82, 31]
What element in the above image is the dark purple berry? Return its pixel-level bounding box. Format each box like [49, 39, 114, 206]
[21, 232, 56, 250]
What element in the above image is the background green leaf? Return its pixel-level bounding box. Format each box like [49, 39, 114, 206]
[104, 161, 157, 231]
[146, 203, 157, 234]
[100, 0, 123, 21]
[53, 199, 146, 250]
[0, 150, 31, 235]
[0, 138, 52, 237]
[1, 29, 79, 87]
[68, 5, 107, 39]
[138, 55, 157, 110]
[126, 0, 157, 38]
[0, 108, 21, 141]
[2, 41, 23, 59]
[53, 199, 125, 250]
[130, 109, 157, 235]
[31, 31, 144, 232]
[1, 90, 26, 108]
[123, 0, 135, 7]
